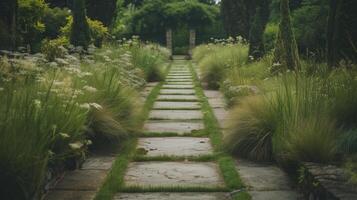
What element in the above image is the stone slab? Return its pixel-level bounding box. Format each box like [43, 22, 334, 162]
[149, 110, 203, 120]
[166, 76, 192, 79]
[114, 193, 228, 200]
[208, 98, 226, 108]
[51, 170, 107, 191]
[165, 82, 194, 85]
[204, 90, 223, 99]
[236, 159, 294, 191]
[124, 162, 224, 187]
[157, 95, 198, 101]
[213, 108, 230, 128]
[249, 191, 299, 200]
[168, 72, 191, 75]
[166, 79, 193, 82]
[143, 121, 204, 134]
[153, 101, 201, 109]
[137, 137, 213, 156]
[160, 89, 195, 95]
[81, 156, 115, 170]
[146, 82, 159, 87]
[162, 84, 194, 89]
[45, 191, 96, 200]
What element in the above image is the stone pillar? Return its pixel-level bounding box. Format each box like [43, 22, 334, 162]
[166, 29, 173, 57]
[188, 29, 196, 58]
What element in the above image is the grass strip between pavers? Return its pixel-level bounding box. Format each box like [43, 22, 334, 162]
[189, 62, 252, 200]
[94, 64, 170, 200]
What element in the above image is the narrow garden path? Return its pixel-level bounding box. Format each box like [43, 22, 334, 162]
[114, 56, 228, 199]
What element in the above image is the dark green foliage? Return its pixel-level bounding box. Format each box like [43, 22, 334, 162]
[45, 0, 72, 8]
[221, 0, 251, 38]
[17, 0, 48, 52]
[0, 0, 17, 50]
[86, 0, 117, 26]
[272, 0, 301, 71]
[70, 0, 91, 48]
[126, 0, 216, 44]
[292, 0, 329, 57]
[43, 7, 70, 39]
[338, 129, 357, 154]
[327, 0, 357, 67]
[248, 0, 271, 59]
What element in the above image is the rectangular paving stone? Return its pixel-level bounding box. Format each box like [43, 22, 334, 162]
[166, 76, 192, 79]
[124, 162, 224, 187]
[51, 170, 108, 191]
[162, 84, 194, 89]
[143, 121, 204, 134]
[114, 193, 228, 200]
[160, 89, 196, 95]
[153, 101, 201, 109]
[168, 72, 191, 75]
[204, 90, 223, 99]
[45, 191, 96, 200]
[208, 98, 226, 108]
[137, 137, 213, 156]
[157, 95, 198, 101]
[213, 108, 230, 128]
[236, 159, 294, 191]
[165, 82, 194, 85]
[166, 79, 193, 82]
[149, 110, 203, 120]
[81, 156, 115, 170]
[249, 191, 299, 200]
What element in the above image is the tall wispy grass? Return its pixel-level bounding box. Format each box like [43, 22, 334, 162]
[193, 41, 249, 89]
[0, 40, 169, 198]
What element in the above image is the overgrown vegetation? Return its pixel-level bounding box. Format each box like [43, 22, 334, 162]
[0, 38, 168, 198]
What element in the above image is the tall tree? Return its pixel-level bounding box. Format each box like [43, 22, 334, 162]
[0, 0, 17, 50]
[70, 0, 91, 48]
[221, 0, 250, 39]
[86, 0, 117, 26]
[248, 0, 271, 59]
[272, 0, 301, 71]
[327, 0, 357, 67]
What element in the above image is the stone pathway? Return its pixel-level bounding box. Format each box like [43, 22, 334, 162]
[116, 58, 226, 199]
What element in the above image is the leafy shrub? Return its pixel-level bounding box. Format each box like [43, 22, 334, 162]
[40, 37, 69, 61]
[18, 0, 47, 51]
[43, 7, 70, 39]
[61, 16, 109, 47]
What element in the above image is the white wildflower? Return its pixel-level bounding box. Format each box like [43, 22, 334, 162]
[0, 87, 4, 92]
[59, 133, 70, 138]
[79, 103, 90, 109]
[83, 85, 97, 93]
[89, 103, 103, 110]
[69, 141, 83, 150]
